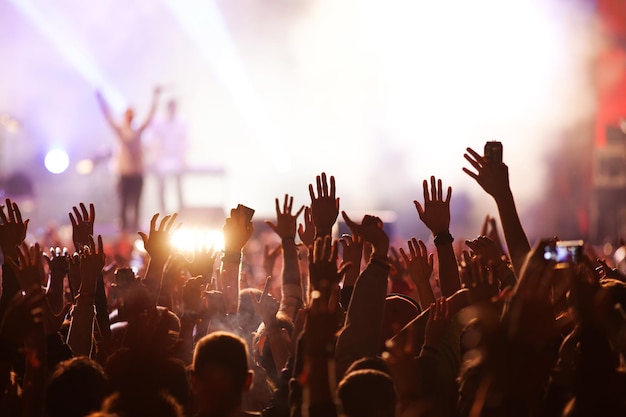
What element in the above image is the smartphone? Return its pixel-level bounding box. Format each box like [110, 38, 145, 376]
[236, 204, 255, 223]
[114, 267, 136, 287]
[543, 240, 583, 268]
[484, 141, 503, 164]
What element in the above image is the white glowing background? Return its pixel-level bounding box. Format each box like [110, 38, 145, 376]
[0, 0, 598, 239]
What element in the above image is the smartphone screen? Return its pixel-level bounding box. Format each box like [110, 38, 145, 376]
[543, 240, 583, 268]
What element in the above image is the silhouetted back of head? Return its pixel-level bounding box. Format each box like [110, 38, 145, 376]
[338, 369, 397, 417]
[45, 357, 109, 417]
[93, 391, 183, 417]
[191, 331, 253, 415]
[345, 356, 391, 377]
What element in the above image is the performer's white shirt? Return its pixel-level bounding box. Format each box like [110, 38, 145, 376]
[147, 118, 188, 174]
[114, 125, 144, 176]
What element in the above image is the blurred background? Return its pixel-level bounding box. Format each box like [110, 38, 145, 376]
[0, 0, 624, 248]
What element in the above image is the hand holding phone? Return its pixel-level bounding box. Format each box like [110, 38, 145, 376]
[543, 240, 583, 268]
[236, 204, 255, 223]
[484, 141, 503, 164]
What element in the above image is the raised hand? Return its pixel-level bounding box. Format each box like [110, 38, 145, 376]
[184, 244, 217, 282]
[138, 213, 180, 261]
[308, 236, 350, 293]
[8, 244, 71, 335]
[250, 276, 280, 327]
[0, 198, 29, 261]
[461, 252, 499, 305]
[341, 212, 389, 259]
[463, 147, 511, 200]
[78, 235, 105, 298]
[44, 246, 69, 277]
[465, 235, 503, 265]
[263, 244, 282, 278]
[308, 173, 339, 237]
[480, 214, 506, 256]
[297, 206, 315, 247]
[414, 176, 452, 236]
[223, 206, 254, 254]
[339, 233, 363, 287]
[7, 242, 45, 291]
[399, 238, 435, 308]
[423, 297, 451, 351]
[69, 203, 95, 252]
[0, 288, 46, 344]
[42, 246, 69, 315]
[266, 194, 305, 240]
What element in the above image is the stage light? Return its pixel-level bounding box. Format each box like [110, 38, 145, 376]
[9, 0, 125, 111]
[76, 159, 94, 175]
[44, 149, 69, 174]
[171, 228, 225, 253]
[162, 0, 291, 172]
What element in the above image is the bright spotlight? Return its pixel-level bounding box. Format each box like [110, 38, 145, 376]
[76, 159, 94, 175]
[44, 149, 70, 174]
[171, 228, 225, 253]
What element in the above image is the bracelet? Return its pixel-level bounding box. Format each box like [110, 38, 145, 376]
[434, 231, 454, 246]
[221, 251, 242, 264]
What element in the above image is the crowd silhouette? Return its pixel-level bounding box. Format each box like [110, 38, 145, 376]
[1, 145, 626, 417]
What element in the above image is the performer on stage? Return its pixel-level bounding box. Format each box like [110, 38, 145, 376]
[96, 87, 161, 232]
[148, 98, 188, 213]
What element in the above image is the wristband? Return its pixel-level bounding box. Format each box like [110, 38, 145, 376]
[434, 231, 454, 246]
[281, 236, 296, 243]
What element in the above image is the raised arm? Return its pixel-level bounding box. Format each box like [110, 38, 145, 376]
[138, 213, 180, 306]
[0, 199, 30, 323]
[414, 176, 461, 297]
[67, 235, 105, 357]
[221, 206, 254, 314]
[95, 90, 120, 133]
[400, 238, 436, 310]
[335, 212, 390, 380]
[265, 194, 305, 319]
[463, 146, 530, 276]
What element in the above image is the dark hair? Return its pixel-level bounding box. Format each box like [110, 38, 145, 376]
[193, 331, 250, 391]
[338, 369, 397, 417]
[345, 356, 391, 377]
[45, 357, 109, 417]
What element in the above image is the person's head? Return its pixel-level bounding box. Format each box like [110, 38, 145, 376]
[345, 356, 391, 377]
[338, 369, 397, 417]
[45, 357, 109, 417]
[124, 107, 134, 126]
[191, 331, 253, 415]
[238, 288, 264, 338]
[94, 391, 184, 417]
